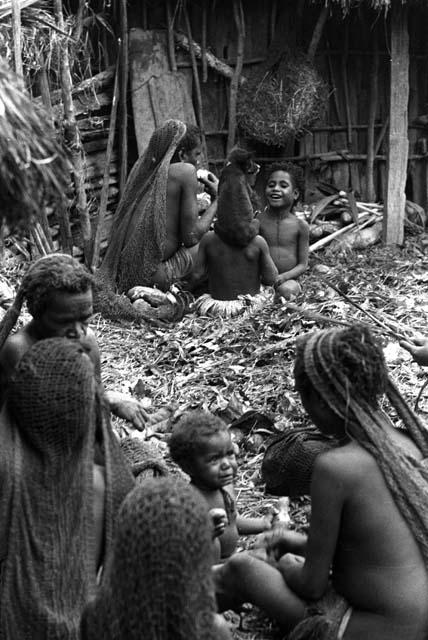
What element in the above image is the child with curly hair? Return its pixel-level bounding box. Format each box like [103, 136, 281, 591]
[81, 477, 231, 640]
[169, 410, 273, 562]
[215, 325, 428, 639]
[258, 162, 309, 300]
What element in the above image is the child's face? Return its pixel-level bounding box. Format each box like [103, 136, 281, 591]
[190, 430, 238, 491]
[34, 289, 94, 341]
[180, 143, 202, 168]
[265, 171, 299, 210]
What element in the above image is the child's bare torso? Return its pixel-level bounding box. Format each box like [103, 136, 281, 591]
[198, 485, 239, 561]
[258, 210, 301, 273]
[205, 233, 264, 300]
[328, 436, 428, 638]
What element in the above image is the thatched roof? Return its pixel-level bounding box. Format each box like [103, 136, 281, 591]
[0, 61, 70, 232]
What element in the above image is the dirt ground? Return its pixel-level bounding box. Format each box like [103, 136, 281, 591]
[2, 235, 428, 639]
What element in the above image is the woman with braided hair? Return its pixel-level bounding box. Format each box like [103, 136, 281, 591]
[0, 338, 134, 639]
[81, 477, 231, 640]
[215, 325, 428, 639]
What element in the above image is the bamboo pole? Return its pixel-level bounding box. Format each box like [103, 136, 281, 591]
[307, 4, 329, 62]
[309, 213, 376, 252]
[166, 0, 177, 72]
[11, 0, 23, 80]
[341, 21, 352, 148]
[201, 0, 208, 82]
[227, 0, 245, 154]
[269, 0, 277, 46]
[54, 0, 92, 264]
[119, 0, 129, 195]
[184, 6, 207, 161]
[91, 54, 121, 270]
[366, 40, 379, 202]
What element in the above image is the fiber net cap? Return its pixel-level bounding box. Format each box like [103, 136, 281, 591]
[8, 337, 96, 457]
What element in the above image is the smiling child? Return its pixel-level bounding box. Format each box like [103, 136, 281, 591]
[258, 162, 309, 300]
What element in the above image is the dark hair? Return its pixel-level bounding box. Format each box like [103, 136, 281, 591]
[175, 123, 201, 157]
[169, 410, 228, 471]
[266, 162, 304, 201]
[22, 254, 93, 317]
[294, 325, 387, 409]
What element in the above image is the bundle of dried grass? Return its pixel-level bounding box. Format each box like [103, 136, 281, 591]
[0, 60, 70, 231]
[237, 50, 329, 146]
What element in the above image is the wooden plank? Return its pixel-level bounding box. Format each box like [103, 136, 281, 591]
[384, 4, 409, 245]
[129, 28, 196, 155]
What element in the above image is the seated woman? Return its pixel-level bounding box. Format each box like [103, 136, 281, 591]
[0, 338, 134, 640]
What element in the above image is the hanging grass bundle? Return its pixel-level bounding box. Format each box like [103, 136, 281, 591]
[0, 61, 70, 231]
[237, 51, 329, 146]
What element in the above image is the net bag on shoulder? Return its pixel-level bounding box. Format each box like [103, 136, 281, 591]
[261, 426, 337, 496]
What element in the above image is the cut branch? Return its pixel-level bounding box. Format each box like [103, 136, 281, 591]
[174, 31, 246, 84]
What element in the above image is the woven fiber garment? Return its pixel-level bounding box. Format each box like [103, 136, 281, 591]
[94, 120, 186, 320]
[120, 436, 169, 483]
[300, 325, 428, 567]
[81, 477, 220, 640]
[0, 338, 134, 640]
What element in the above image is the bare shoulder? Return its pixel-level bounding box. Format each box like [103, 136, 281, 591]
[297, 217, 310, 233]
[0, 329, 33, 371]
[168, 161, 197, 183]
[253, 234, 270, 251]
[314, 442, 375, 487]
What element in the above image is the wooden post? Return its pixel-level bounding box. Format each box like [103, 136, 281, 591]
[119, 0, 129, 195]
[384, 3, 409, 245]
[366, 32, 379, 202]
[11, 0, 23, 80]
[227, 0, 245, 154]
[184, 7, 208, 161]
[91, 53, 120, 270]
[307, 4, 329, 62]
[54, 0, 92, 264]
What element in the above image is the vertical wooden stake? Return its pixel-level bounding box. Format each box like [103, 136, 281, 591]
[227, 0, 245, 154]
[91, 52, 121, 270]
[201, 0, 208, 83]
[307, 4, 328, 61]
[166, 0, 178, 72]
[119, 0, 129, 194]
[184, 6, 208, 161]
[366, 34, 379, 202]
[384, 3, 409, 245]
[11, 0, 23, 80]
[54, 0, 92, 264]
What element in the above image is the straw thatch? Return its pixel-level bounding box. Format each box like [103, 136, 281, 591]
[0, 60, 70, 231]
[237, 49, 329, 146]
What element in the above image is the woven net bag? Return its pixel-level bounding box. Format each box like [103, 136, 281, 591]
[261, 426, 337, 496]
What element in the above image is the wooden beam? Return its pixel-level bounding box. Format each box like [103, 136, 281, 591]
[384, 3, 409, 245]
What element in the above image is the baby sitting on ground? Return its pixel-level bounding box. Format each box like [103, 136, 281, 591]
[169, 409, 273, 562]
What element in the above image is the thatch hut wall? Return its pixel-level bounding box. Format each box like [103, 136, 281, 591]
[125, 0, 428, 211]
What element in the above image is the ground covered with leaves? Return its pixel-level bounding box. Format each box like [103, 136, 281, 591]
[2, 237, 428, 639]
[95, 237, 428, 639]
